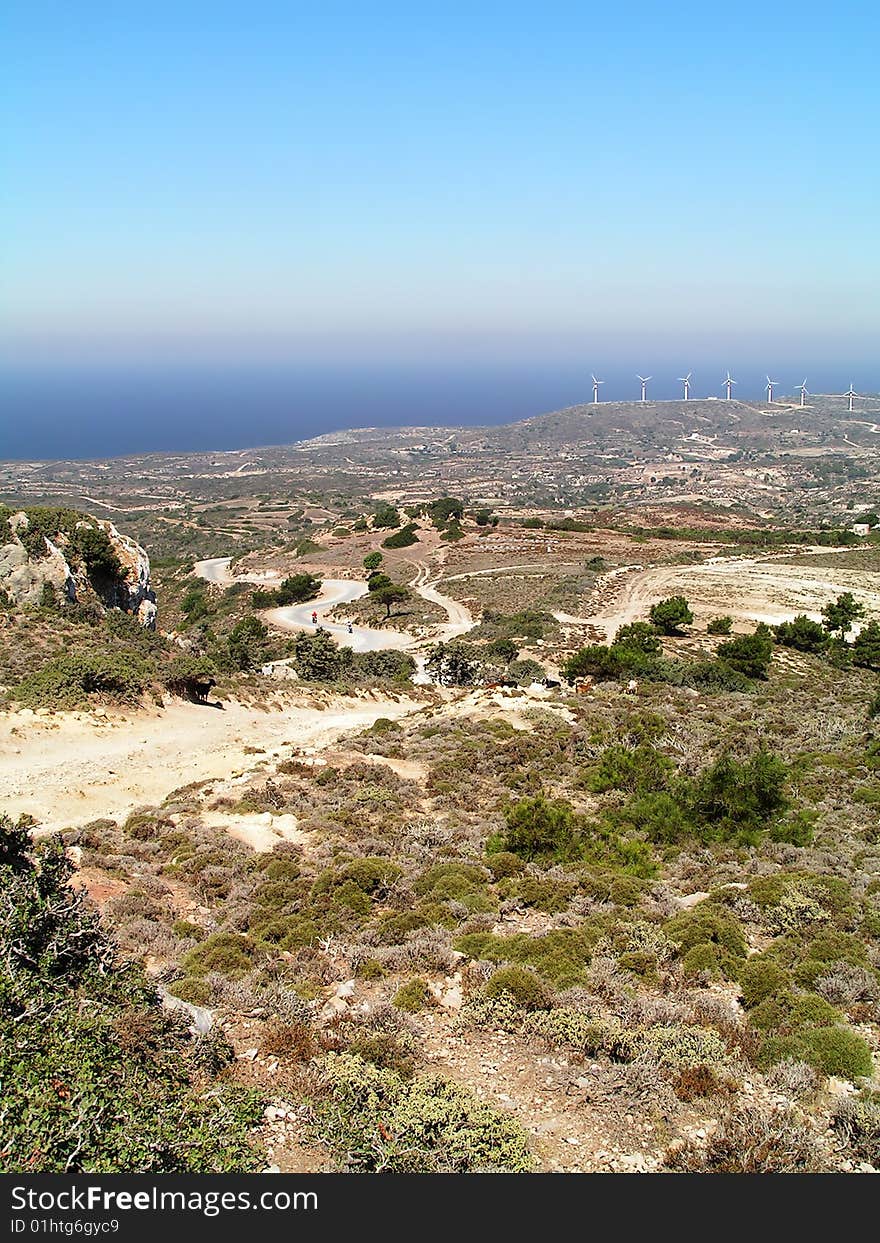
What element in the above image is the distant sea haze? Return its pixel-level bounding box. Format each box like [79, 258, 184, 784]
[1, 361, 877, 461]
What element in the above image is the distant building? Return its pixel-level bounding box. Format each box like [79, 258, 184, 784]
[851, 524, 871, 537]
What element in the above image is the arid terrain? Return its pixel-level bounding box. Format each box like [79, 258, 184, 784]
[3, 397, 880, 1175]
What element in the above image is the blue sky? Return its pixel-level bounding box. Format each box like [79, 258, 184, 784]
[3, 1, 879, 371]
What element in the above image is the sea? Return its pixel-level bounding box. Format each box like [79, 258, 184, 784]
[1, 361, 877, 462]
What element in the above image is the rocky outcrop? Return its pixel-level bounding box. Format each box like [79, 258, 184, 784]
[0, 508, 156, 625]
[0, 538, 75, 606]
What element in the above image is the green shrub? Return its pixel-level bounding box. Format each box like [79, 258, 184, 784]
[311, 1053, 533, 1172]
[798, 1026, 873, 1079]
[773, 615, 827, 652]
[501, 794, 577, 861]
[69, 525, 126, 582]
[15, 649, 155, 708]
[649, 596, 693, 634]
[738, 956, 792, 1008]
[511, 873, 578, 912]
[690, 747, 788, 839]
[664, 904, 747, 959]
[166, 977, 212, 1005]
[456, 926, 599, 988]
[633, 1024, 729, 1070]
[381, 523, 420, 550]
[523, 1009, 630, 1058]
[415, 862, 492, 909]
[485, 851, 526, 880]
[484, 965, 552, 1011]
[762, 1026, 874, 1080]
[681, 942, 728, 979]
[0, 817, 262, 1172]
[716, 629, 774, 678]
[707, 616, 733, 635]
[614, 789, 692, 844]
[749, 990, 841, 1034]
[589, 744, 672, 795]
[393, 977, 433, 1013]
[182, 932, 256, 979]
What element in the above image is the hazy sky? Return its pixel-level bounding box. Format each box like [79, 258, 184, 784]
[4, 1, 879, 368]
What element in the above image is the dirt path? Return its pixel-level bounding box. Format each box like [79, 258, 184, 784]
[0, 694, 420, 832]
[590, 548, 880, 639]
[408, 560, 474, 640]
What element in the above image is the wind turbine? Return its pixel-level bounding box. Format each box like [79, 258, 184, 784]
[766, 375, 779, 403]
[724, 371, 736, 401]
[797, 379, 808, 407]
[637, 374, 652, 402]
[678, 372, 692, 400]
[846, 382, 857, 412]
[591, 374, 604, 404]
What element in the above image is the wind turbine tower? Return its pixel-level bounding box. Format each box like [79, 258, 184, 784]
[679, 372, 692, 400]
[591, 374, 604, 404]
[637, 374, 651, 402]
[846, 383, 857, 412]
[798, 379, 808, 407]
[724, 372, 736, 401]
[766, 375, 779, 403]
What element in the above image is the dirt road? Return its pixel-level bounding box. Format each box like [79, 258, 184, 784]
[0, 694, 419, 832]
[591, 548, 880, 639]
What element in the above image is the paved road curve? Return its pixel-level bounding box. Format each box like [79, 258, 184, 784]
[264, 579, 415, 653]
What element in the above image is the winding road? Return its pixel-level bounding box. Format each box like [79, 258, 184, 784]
[264, 579, 414, 652]
[194, 557, 474, 658]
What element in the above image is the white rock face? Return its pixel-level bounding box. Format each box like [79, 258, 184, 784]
[0, 510, 155, 623]
[93, 519, 152, 612]
[0, 536, 75, 606]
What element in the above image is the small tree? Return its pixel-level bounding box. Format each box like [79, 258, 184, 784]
[381, 523, 420, 549]
[487, 637, 519, 665]
[561, 644, 623, 683]
[275, 573, 322, 604]
[614, 622, 661, 654]
[372, 503, 401, 529]
[0, 816, 262, 1171]
[822, 593, 865, 637]
[373, 584, 411, 619]
[502, 794, 577, 861]
[425, 640, 481, 686]
[70, 526, 127, 583]
[773, 615, 827, 653]
[252, 573, 322, 608]
[649, 596, 694, 635]
[355, 649, 416, 682]
[852, 621, 880, 670]
[717, 628, 774, 679]
[291, 628, 353, 681]
[363, 551, 383, 575]
[707, 616, 733, 635]
[691, 747, 788, 838]
[426, 497, 464, 526]
[226, 616, 271, 671]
